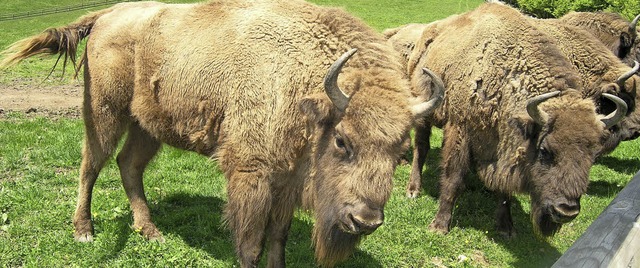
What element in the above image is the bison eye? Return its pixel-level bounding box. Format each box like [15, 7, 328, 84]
[335, 136, 346, 149]
[334, 134, 353, 159]
[538, 146, 554, 164]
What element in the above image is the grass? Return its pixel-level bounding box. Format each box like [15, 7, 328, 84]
[1, 0, 639, 267]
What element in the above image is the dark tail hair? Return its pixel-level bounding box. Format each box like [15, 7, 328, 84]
[0, 7, 114, 78]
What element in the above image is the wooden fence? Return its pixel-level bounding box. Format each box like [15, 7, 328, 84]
[552, 170, 640, 267]
[0, 0, 137, 21]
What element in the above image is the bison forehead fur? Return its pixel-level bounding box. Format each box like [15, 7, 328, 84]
[1, 0, 418, 267]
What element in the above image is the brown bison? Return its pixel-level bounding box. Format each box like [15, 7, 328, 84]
[385, 9, 640, 198]
[560, 12, 640, 71]
[387, 3, 627, 237]
[0, 0, 443, 266]
[531, 18, 640, 155]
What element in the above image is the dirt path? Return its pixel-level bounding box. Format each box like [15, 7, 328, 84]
[0, 81, 83, 118]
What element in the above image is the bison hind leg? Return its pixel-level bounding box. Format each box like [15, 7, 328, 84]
[73, 102, 131, 242]
[116, 123, 163, 241]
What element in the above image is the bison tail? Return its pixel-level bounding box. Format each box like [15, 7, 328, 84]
[0, 7, 113, 77]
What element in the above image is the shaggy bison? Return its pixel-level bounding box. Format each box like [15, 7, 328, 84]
[531, 19, 640, 155]
[0, 0, 443, 266]
[387, 3, 627, 236]
[560, 12, 640, 71]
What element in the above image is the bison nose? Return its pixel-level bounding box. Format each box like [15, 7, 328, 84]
[551, 200, 580, 223]
[348, 206, 384, 235]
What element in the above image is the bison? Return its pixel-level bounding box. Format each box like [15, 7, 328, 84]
[387, 3, 627, 237]
[531, 18, 640, 155]
[385, 9, 640, 198]
[560, 12, 640, 71]
[0, 0, 443, 266]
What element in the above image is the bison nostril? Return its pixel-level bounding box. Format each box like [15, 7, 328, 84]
[351, 213, 384, 234]
[553, 202, 580, 221]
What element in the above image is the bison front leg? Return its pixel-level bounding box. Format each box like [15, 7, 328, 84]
[407, 122, 433, 198]
[495, 193, 516, 238]
[265, 187, 299, 268]
[225, 167, 274, 268]
[116, 123, 162, 241]
[429, 123, 470, 234]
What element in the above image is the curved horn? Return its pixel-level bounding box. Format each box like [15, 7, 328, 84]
[324, 48, 357, 112]
[617, 61, 640, 89]
[412, 68, 444, 117]
[601, 93, 628, 129]
[526, 91, 561, 125]
[630, 14, 639, 39]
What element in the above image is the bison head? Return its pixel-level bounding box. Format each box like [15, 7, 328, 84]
[617, 14, 639, 68]
[597, 61, 640, 155]
[513, 90, 626, 236]
[298, 49, 442, 266]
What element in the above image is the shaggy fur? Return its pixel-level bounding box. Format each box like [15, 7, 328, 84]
[531, 19, 640, 155]
[0, 0, 438, 266]
[387, 3, 622, 237]
[560, 12, 640, 71]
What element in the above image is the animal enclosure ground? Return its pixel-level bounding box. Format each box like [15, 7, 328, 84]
[0, 80, 82, 118]
[1, 0, 639, 266]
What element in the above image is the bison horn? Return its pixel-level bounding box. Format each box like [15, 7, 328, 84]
[412, 68, 444, 117]
[630, 14, 639, 39]
[324, 48, 357, 112]
[601, 93, 628, 129]
[526, 91, 561, 125]
[616, 61, 639, 89]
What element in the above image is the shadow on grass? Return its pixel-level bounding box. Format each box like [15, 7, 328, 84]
[138, 192, 381, 267]
[448, 187, 562, 267]
[587, 180, 624, 197]
[412, 152, 562, 267]
[595, 156, 640, 175]
[152, 193, 236, 261]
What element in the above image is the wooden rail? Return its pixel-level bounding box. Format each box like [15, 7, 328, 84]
[552, 170, 640, 267]
[0, 0, 136, 21]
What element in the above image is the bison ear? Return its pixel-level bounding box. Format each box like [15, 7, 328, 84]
[509, 113, 537, 140]
[299, 93, 337, 125]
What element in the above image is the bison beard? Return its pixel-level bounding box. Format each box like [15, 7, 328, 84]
[530, 197, 563, 237]
[312, 210, 362, 267]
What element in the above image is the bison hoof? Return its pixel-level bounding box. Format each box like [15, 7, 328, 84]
[496, 222, 516, 239]
[428, 221, 450, 235]
[74, 233, 94, 242]
[149, 235, 166, 243]
[133, 223, 165, 242]
[406, 184, 421, 198]
[406, 189, 420, 198]
[497, 228, 517, 239]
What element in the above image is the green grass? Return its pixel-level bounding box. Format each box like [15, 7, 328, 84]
[1, 0, 639, 267]
[1, 113, 637, 267]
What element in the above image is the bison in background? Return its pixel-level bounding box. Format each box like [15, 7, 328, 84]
[385, 9, 640, 199]
[388, 3, 627, 237]
[531, 18, 640, 155]
[560, 12, 640, 72]
[0, 0, 443, 267]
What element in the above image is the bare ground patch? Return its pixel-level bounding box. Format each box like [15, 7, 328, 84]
[0, 80, 83, 119]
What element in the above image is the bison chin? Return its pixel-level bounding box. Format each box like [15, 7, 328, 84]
[311, 211, 363, 267]
[532, 210, 563, 237]
[530, 201, 566, 237]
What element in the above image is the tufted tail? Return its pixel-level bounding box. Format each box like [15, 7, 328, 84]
[0, 7, 114, 77]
